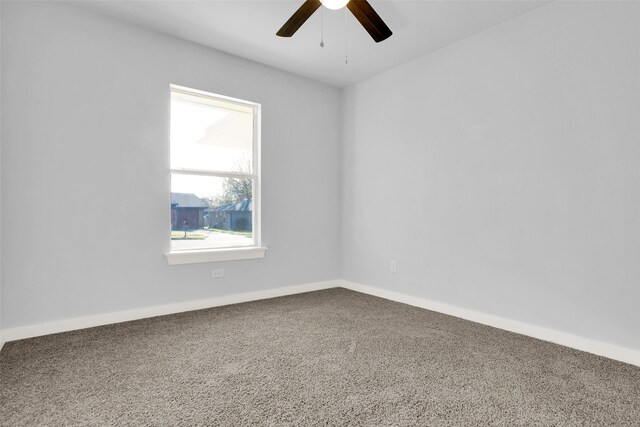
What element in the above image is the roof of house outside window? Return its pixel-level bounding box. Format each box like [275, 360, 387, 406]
[208, 199, 252, 212]
[171, 193, 208, 208]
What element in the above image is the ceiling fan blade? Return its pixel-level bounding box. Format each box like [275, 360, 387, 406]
[277, 0, 322, 37]
[346, 0, 392, 43]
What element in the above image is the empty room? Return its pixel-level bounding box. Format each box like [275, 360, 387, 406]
[0, 0, 639, 425]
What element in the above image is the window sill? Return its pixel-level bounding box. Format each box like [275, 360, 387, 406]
[165, 246, 268, 265]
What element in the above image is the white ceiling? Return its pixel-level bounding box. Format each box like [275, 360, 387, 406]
[71, 0, 546, 87]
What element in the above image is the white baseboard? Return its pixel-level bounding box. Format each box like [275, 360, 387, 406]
[3, 279, 638, 367]
[1, 280, 340, 344]
[338, 280, 640, 367]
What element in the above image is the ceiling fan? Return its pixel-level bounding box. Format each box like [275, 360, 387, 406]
[277, 0, 392, 43]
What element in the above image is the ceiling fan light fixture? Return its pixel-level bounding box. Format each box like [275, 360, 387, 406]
[277, 0, 392, 43]
[320, 0, 350, 10]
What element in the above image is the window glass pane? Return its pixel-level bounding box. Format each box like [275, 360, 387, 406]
[171, 174, 254, 250]
[170, 91, 253, 173]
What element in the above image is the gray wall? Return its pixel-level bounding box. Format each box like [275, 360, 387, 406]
[342, 1, 640, 350]
[0, 1, 3, 338]
[1, 2, 342, 328]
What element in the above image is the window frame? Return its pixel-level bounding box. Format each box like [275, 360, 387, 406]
[165, 85, 266, 265]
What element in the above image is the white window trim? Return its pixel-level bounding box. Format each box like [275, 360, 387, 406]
[165, 246, 268, 265]
[166, 85, 266, 265]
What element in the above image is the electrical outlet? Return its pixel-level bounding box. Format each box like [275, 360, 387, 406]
[211, 268, 225, 279]
[390, 259, 397, 273]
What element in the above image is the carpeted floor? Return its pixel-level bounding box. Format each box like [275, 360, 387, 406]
[1, 288, 639, 426]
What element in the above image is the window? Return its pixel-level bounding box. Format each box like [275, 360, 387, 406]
[166, 85, 265, 264]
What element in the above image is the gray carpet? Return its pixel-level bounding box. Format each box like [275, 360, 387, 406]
[1, 288, 639, 426]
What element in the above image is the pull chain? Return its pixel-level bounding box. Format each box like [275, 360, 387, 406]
[320, 7, 325, 47]
[345, 8, 348, 64]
